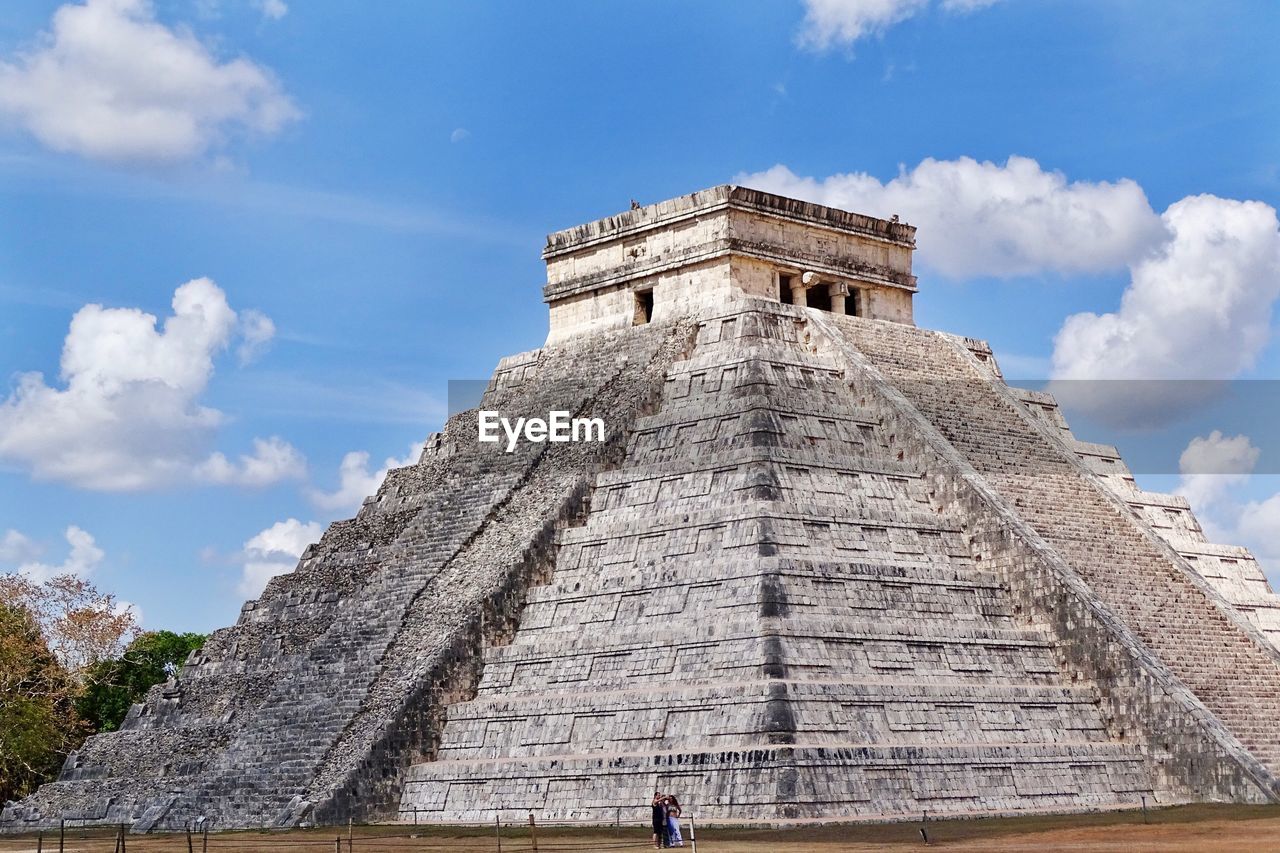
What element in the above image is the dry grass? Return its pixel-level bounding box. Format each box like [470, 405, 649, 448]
[3, 804, 1280, 852]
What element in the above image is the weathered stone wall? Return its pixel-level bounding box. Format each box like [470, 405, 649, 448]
[808, 309, 1279, 804]
[543, 186, 917, 342]
[1004, 387, 1280, 650]
[1, 318, 696, 833]
[400, 300, 1200, 823]
[10, 187, 1280, 832]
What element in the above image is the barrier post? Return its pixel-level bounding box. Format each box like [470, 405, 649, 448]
[334, 838, 340, 853]
[201, 824, 208, 853]
[348, 817, 353, 852]
[494, 813, 502, 853]
[528, 813, 538, 853]
[36, 831, 43, 852]
[186, 823, 193, 853]
[688, 814, 697, 853]
[120, 823, 127, 853]
[58, 818, 64, 853]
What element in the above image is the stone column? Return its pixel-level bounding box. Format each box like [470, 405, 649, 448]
[828, 281, 849, 315]
[795, 271, 820, 308]
[790, 278, 810, 307]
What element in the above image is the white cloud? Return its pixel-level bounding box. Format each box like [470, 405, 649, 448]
[449, 127, 470, 144]
[236, 308, 275, 365]
[195, 435, 306, 487]
[0, 277, 300, 491]
[1170, 433, 1280, 581]
[797, 0, 928, 51]
[0, 529, 43, 564]
[0, 0, 299, 164]
[1176, 431, 1260, 510]
[1052, 196, 1280, 383]
[306, 441, 424, 515]
[738, 156, 1164, 278]
[114, 598, 142, 625]
[15, 525, 104, 584]
[237, 517, 321, 598]
[939, 0, 1002, 9]
[796, 0, 1005, 52]
[741, 156, 1280, 426]
[1235, 495, 1280, 565]
[258, 0, 288, 20]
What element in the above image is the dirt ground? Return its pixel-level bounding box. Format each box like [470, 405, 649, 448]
[2, 804, 1279, 852]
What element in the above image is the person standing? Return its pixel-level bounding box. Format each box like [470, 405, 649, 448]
[651, 791, 669, 848]
[666, 795, 684, 847]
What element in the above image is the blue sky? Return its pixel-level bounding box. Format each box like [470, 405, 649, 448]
[1, 0, 1278, 633]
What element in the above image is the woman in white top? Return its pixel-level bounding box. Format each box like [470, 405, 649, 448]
[665, 796, 683, 847]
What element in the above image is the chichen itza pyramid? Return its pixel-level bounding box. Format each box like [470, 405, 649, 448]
[7, 186, 1280, 831]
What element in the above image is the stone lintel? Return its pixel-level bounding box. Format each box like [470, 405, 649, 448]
[543, 185, 916, 260]
[541, 186, 917, 302]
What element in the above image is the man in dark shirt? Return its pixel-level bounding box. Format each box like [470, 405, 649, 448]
[651, 791, 669, 848]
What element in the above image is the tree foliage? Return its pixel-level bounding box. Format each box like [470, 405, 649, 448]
[77, 630, 206, 733]
[0, 573, 139, 676]
[0, 572, 163, 799]
[0, 601, 84, 803]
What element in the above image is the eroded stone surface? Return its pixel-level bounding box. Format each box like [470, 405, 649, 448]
[7, 188, 1280, 831]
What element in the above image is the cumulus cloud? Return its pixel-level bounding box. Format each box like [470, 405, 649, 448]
[238, 517, 321, 598]
[741, 156, 1280, 426]
[1049, 196, 1280, 424]
[195, 435, 306, 487]
[236, 309, 275, 365]
[739, 156, 1165, 278]
[306, 441, 424, 515]
[796, 0, 1005, 51]
[1052, 196, 1280, 382]
[0, 0, 299, 164]
[1235, 496, 1280, 565]
[1170, 432, 1280, 578]
[1176, 431, 1260, 510]
[449, 127, 470, 144]
[13, 525, 104, 584]
[0, 529, 44, 563]
[0, 277, 300, 491]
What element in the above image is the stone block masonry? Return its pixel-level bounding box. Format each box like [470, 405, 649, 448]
[7, 186, 1280, 831]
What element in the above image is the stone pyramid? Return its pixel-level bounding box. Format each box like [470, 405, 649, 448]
[7, 186, 1280, 831]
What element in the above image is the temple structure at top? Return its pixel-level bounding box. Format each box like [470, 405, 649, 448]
[542, 185, 917, 342]
[11, 185, 1280, 834]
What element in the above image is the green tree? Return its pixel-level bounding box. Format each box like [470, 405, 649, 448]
[0, 601, 84, 803]
[76, 630, 206, 733]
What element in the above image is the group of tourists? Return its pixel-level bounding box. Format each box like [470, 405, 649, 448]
[649, 791, 684, 848]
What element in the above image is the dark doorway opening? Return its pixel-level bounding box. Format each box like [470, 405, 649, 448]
[778, 274, 794, 304]
[808, 286, 832, 313]
[635, 289, 654, 324]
